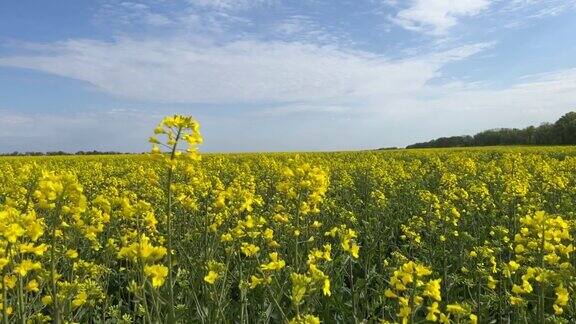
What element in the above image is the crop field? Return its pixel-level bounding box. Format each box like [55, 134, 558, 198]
[1, 116, 576, 323]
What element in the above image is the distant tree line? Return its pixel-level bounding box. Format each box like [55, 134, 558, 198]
[0, 150, 133, 157]
[407, 111, 576, 149]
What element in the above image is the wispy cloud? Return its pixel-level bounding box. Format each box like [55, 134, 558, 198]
[92, 0, 261, 37]
[95, 1, 175, 28]
[188, 0, 274, 11]
[0, 38, 490, 104]
[1, 66, 575, 152]
[0, 109, 160, 152]
[270, 15, 350, 45]
[506, 0, 576, 17]
[253, 103, 350, 116]
[388, 0, 576, 35]
[429, 68, 576, 113]
[389, 0, 492, 35]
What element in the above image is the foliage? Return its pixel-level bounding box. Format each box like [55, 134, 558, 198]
[407, 110, 576, 148]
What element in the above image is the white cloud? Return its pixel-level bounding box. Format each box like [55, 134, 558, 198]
[188, 0, 273, 10]
[427, 68, 576, 113]
[506, 0, 576, 18]
[253, 103, 350, 116]
[389, 0, 576, 35]
[391, 0, 492, 35]
[0, 109, 161, 152]
[1, 67, 575, 152]
[0, 38, 490, 104]
[270, 15, 352, 45]
[95, 2, 174, 28]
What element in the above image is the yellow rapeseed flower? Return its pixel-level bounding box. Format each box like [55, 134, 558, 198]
[144, 264, 169, 288]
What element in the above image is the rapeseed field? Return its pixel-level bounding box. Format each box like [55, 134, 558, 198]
[1, 115, 575, 323]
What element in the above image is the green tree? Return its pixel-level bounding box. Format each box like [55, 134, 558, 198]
[553, 111, 576, 144]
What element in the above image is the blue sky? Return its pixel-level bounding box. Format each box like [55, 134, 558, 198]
[1, 0, 575, 152]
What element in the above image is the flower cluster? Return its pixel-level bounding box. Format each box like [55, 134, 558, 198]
[384, 261, 443, 322]
[509, 211, 573, 317]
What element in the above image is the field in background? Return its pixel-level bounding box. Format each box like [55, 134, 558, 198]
[1, 145, 576, 323]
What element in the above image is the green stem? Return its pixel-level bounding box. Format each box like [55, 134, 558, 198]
[350, 260, 358, 323]
[166, 127, 182, 323]
[538, 221, 546, 324]
[140, 269, 152, 324]
[407, 273, 417, 324]
[2, 246, 10, 324]
[17, 275, 25, 324]
[239, 263, 247, 324]
[215, 252, 233, 322]
[50, 200, 64, 324]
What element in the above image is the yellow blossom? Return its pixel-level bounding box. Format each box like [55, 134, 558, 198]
[144, 264, 169, 288]
[72, 291, 88, 308]
[204, 271, 219, 284]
